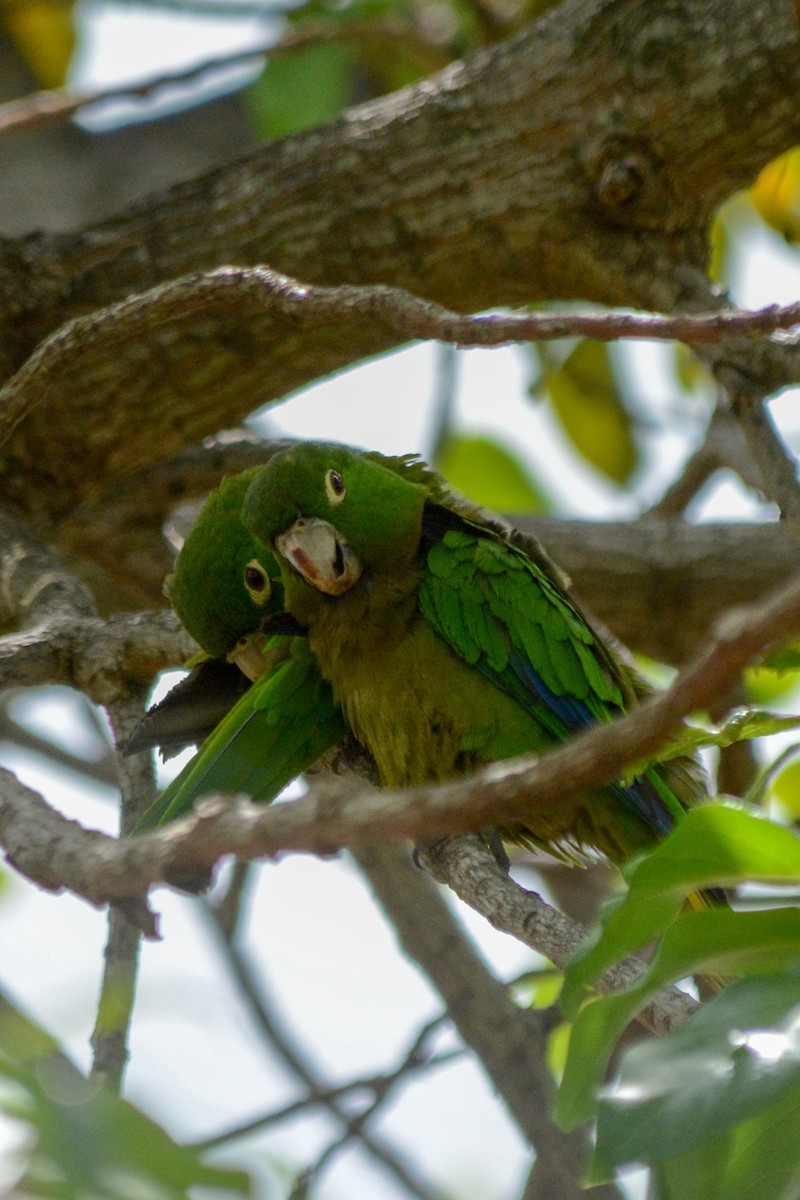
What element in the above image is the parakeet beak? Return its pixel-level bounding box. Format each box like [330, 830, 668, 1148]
[276, 518, 362, 596]
[227, 632, 271, 682]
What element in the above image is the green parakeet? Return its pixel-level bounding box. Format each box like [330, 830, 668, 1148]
[242, 442, 708, 867]
[128, 467, 346, 832]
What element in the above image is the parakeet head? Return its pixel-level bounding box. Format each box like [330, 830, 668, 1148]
[242, 442, 430, 594]
[167, 467, 284, 661]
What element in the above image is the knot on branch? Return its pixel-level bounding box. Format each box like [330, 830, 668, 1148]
[584, 136, 658, 224]
[596, 155, 646, 210]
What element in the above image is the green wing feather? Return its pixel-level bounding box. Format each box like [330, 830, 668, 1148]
[419, 518, 690, 839]
[420, 523, 625, 734]
[135, 637, 346, 831]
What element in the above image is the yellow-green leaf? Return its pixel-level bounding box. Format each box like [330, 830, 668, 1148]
[246, 41, 356, 139]
[4, 1, 76, 89]
[435, 433, 549, 514]
[770, 755, 800, 819]
[750, 148, 800, 242]
[546, 341, 638, 484]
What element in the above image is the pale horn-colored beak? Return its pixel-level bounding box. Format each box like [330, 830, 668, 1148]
[227, 632, 273, 682]
[276, 518, 362, 596]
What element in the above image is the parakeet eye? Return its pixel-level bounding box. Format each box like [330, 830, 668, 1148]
[325, 469, 346, 504]
[243, 559, 271, 605]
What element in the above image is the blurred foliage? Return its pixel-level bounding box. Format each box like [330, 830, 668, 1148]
[435, 432, 549, 514]
[244, 0, 569, 138]
[2, 0, 76, 88]
[247, 40, 359, 140]
[758, 646, 800, 676]
[535, 341, 639, 485]
[766, 752, 800, 819]
[556, 805, 800, 1197]
[750, 147, 800, 243]
[246, 0, 474, 138]
[745, 664, 800, 708]
[629, 707, 800, 776]
[0, 990, 251, 1199]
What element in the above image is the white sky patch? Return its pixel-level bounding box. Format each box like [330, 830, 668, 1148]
[72, 3, 273, 129]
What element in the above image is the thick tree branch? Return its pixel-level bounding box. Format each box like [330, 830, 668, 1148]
[0, 0, 798, 529]
[2, 264, 799, 522]
[4, 566, 799, 936]
[416, 836, 697, 1039]
[356, 844, 612, 1195]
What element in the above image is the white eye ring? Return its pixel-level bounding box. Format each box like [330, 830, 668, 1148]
[243, 559, 272, 605]
[325, 469, 346, 504]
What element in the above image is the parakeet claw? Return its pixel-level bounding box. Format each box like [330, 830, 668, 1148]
[277, 518, 362, 595]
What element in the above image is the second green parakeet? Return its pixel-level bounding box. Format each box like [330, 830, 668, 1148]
[242, 442, 708, 868]
[129, 467, 346, 832]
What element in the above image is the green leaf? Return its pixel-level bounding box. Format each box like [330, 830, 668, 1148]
[760, 646, 800, 675]
[652, 1132, 737, 1200]
[560, 907, 800, 1130]
[563, 806, 800, 1011]
[746, 665, 800, 707]
[591, 966, 800, 1178]
[0, 992, 250, 1199]
[629, 709, 800, 774]
[557, 808, 800, 1129]
[771, 754, 800, 817]
[247, 42, 356, 139]
[545, 341, 638, 484]
[434, 433, 549, 514]
[710, 1085, 800, 1200]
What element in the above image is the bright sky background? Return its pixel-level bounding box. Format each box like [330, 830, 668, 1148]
[3, 7, 800, 1199]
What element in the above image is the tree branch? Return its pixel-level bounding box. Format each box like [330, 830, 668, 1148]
[288, 1018, 456, 1200]
[0, 21, 443, 141]
[4, 566, 799, 975]
[202, 876, 444, 1200]
[355, 844, 607, 1195]
[1, 0, 799, 527]
[1, 565, 797, 886]
[728, 389, 800, 538]
[416, 836, 697, 1038]
[2, 265, 800, 520]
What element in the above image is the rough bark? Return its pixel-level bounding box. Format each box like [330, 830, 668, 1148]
[0, 0, 797, 544]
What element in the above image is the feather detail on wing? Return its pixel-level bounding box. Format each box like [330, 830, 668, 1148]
[418, 509, 683, 839]
[135, 637, 346, 831]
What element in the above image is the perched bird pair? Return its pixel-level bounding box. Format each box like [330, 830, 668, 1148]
[131, 442, 707, 877]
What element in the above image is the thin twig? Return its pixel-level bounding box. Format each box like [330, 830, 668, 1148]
[646, 406, 762, 519]
[192, 1042, 461, 1153]
[356, 845, 608, 1195]
[729, 390, 800, 537]
[203, 892, 445, 1200]
[0, 18, 432, 141]
[89, 695, 154, 1091]
[5, 568, 800, 904]
[0, 693, 119, 788]
[289, 1018, 451, 1200]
